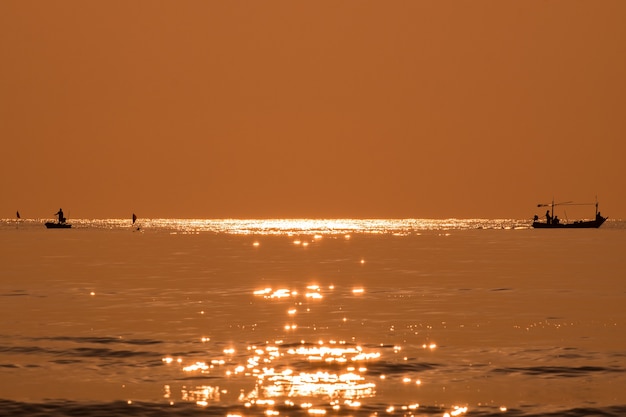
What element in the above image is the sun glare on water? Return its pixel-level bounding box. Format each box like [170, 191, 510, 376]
[158, 283, 469, 416]
[42, 218, 527, 234]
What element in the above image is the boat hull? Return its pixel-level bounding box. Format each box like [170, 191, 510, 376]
[45, 222, 72, 229]
[532, 217, 606, 229]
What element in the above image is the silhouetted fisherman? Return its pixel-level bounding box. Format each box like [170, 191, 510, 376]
[545, 210, 551, 224]
[55, 208, 66, 224]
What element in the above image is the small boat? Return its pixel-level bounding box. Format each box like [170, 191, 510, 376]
[45, 221, 72, 229]
[532, 199, 607, 229]
[46, 208, 72, 229]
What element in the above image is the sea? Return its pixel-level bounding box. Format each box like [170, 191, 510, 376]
[1, 218, 625, 417]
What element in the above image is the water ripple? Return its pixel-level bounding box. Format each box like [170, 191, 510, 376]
[0, 399, 625, 417]
[0, 345, 162, 359]
[32, 336, 163, 346]
[491, 365, 624, 378]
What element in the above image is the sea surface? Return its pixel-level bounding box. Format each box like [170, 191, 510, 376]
[1, 218, 625, 417]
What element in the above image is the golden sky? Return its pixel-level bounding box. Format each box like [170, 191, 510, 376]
[1, 2, 625, 219]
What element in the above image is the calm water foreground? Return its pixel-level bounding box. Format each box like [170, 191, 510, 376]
[1, 219, 625, 417]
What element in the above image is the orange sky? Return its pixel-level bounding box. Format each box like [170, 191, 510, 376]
[1, 2, 625, 219]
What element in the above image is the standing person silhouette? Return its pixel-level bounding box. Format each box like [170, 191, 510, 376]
[55, 208, 65, 224]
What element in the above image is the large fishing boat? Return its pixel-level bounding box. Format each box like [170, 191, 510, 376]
[532, 200, 607, 229]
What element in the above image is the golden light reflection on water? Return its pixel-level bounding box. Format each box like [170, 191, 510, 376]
[56, 218, 526, 234]
[164, 340, 380, 409]
[254, 285, 328, 300]
[181, 385, 222, 406]
[160, 283, 471, 417]
[258, 369, 375, 399]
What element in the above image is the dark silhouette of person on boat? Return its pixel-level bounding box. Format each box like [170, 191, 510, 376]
[55, 208, 66, 224]
[545, 210, 552, 225]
